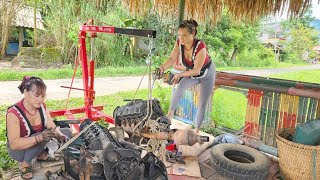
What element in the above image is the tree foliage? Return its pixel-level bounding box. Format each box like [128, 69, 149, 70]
[283, 23, 318, 62]
[202, 13, 272, 67]
[0, 0, 23, 57]
[281, 8, 318, 63]
[29, 0, 174, 67]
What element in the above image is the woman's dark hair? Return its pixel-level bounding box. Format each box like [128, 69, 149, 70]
[18, 76, 46, 94]
[178, 19, 198, 36]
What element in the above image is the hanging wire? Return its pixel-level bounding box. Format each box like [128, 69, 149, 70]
[132, 35, 155, 134]
[64, 45, 79, 110]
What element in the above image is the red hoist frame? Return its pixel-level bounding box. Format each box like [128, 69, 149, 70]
[50, 19, 156, 133]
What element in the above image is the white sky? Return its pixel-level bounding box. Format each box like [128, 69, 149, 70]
[312, 0, 320, 19]
[274, 0, 320, 21]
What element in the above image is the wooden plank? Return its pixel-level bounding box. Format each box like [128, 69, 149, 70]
[245, 90, 254, 135]
[279, 94, 297, 128]
[317, 99, 320, 119]
[259, 93, 268, 143]
[289, 95, 298, 128]
[301, 97, 309, 122]
[279, 94, 289, 128]
[265, 92, 274, 145]
[271, 92, 280, 146]
[287, 95, 294, 128]
[253, 90, 263, 137]
[297, 96, 306, 123]
[307, 98, 316, 120]
[310, 98, 318, 119]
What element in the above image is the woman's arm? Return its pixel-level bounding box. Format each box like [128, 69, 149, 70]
[7, 113, 38, 150]
[45, 110, 56, 130]
[160, 42, 180, 71]
[171, 48, 206, 82]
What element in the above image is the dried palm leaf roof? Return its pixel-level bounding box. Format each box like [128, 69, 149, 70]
[123, 0, 317, 24]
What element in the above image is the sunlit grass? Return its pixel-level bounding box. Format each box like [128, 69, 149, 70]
[0, 62, 311, 81]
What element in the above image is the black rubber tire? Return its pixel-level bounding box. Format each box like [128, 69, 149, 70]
[210, 144, 270, 180]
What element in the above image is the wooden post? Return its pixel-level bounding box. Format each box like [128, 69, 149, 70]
[33, 0, 37, 47]
[18, 27, 23, 52]
[178, 0, 185, 25]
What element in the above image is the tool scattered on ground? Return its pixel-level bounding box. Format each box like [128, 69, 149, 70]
[165, 142, 185, 164]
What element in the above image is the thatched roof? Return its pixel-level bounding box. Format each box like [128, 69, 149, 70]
[123, 0, 317, 24]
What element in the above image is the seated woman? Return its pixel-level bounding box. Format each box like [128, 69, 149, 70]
[6, 76, 71, 179]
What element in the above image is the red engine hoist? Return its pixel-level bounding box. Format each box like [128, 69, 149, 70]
[49, 19, 156, 133]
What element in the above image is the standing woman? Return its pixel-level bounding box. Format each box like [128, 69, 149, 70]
[6, 76, 71, 179]
[159, 19, 216, 133]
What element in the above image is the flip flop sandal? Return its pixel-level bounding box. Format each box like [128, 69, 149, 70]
[37, 156, 60, 162]
[20, 166, 33, 180]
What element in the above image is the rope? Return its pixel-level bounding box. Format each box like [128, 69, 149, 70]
[64, 46, 79, 110]
[132, 66, 148, 101]
[132, 35, 155, 134]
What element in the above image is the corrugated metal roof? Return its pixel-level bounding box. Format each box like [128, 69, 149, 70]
[12, 5, 44, 30]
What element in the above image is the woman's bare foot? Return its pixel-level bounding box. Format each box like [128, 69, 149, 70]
[194, 128, 200, 134]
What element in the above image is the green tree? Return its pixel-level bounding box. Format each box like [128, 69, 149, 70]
[283, 23, 318, 62]
[0, 0, 23, 57]
[203, 13, 262, 66]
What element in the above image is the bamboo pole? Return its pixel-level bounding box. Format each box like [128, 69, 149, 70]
[178, 0, 185, 25]
[33, 0, 37, 47]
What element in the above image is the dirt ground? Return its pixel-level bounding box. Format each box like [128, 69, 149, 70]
[1, 61, 320, 105]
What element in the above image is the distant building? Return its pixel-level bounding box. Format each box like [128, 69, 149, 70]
[313, 46, 320, 61]
[6, 5, 44, 56]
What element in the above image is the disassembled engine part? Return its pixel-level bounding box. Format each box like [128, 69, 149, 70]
[141, 129, 209, 146]
[113, 99, 209, 149]
[64, 119, 168, 180]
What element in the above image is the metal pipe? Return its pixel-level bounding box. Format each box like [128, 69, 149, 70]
[141, 129, 209, 146]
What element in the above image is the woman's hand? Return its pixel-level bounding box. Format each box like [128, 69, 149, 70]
[53, 127, 69, 143]
[172, 73, 182, 85]
[158, 66, 165, 77]
[36, 128, 55, 143]
[173, 63, 187, 71]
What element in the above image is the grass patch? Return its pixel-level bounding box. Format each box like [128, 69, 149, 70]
[0, 65, 148, 81]
[269, 70, 320, 83]
[0, 62, 310, 81]
[212, 89, 247, 130]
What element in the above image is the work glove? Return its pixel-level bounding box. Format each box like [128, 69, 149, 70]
[36, 128, 56, 143]
[53, 127, 70, 143]
[56, 134, 69, 144]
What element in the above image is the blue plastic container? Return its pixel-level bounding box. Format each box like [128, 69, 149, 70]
[6, 42, 19, 55]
